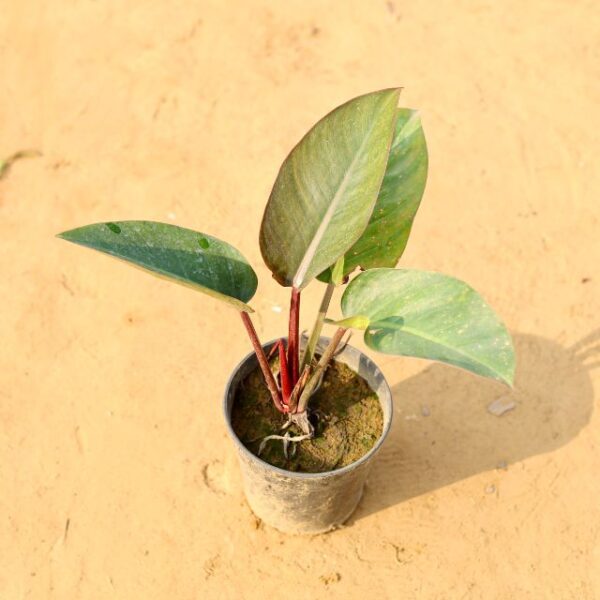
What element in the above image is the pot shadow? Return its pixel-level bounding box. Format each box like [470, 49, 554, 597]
[350, 331, 598, 522]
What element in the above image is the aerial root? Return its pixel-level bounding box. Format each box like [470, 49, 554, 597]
[258, 411, 315, 458]
[258, 431, 313, 459]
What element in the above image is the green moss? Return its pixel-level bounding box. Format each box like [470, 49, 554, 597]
[231, 358, 383, 473]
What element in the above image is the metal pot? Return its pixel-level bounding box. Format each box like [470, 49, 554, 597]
[223, 337, 393, 534]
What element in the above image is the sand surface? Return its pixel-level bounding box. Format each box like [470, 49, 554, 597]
[1, 1, 599, 598]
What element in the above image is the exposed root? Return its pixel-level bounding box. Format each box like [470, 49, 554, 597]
[287, 411, 314, 437]
[280, 411, 314, 435]
[258, 431, 313, 459]
[258, 411, 315, 458]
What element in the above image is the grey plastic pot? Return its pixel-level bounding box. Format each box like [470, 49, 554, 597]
[223, 336, 393, 534]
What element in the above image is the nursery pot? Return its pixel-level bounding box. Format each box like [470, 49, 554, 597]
[223, 337, 393, 534]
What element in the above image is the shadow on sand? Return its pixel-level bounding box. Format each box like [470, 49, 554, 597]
[350, 331, 598, 521]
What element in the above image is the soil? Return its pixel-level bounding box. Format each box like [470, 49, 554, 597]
[231, 357, 383, 473]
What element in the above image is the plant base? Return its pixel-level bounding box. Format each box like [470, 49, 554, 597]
[223, 337, 392, 534]
[232, 358, 383, 473]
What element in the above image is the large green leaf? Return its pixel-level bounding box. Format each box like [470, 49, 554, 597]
[343, 109, 428, 273]
[341, 268, 515, 384]
[318, 109, 428, 282]
[57, 221, 258, 311]
[260, 88, 400, 289]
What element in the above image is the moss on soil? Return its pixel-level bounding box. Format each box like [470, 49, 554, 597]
[231, 357, 383, 473]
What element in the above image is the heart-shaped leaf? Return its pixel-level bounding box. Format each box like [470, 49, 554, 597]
[318, 109, 428, 282]
[260, 88, 400, 289]
[58, 221, 258, 311]
[341, 268, 515, 384]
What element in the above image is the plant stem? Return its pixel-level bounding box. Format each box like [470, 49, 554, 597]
[278, 338, 292, 405]
[297, 327, 347, 413]
[287, 365, 310, 413]
[301, 281, 335, 369]
[240, 311, 285, 413]
[288, 287, 301, 387]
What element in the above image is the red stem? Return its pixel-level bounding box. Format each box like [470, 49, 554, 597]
[278, 339, 292, 405]
[287, 365, 310, 413]
[288, 287, 301, 387]
[240, 312, 286, 413]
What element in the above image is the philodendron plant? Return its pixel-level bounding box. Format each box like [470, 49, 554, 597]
[58, 89, 514, 447]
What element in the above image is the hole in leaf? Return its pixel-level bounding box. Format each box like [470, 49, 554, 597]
[198, 237, 210, 249]
[106, 222, 121, 234]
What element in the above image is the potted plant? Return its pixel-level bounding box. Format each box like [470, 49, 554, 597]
[58, 89, 514, 534]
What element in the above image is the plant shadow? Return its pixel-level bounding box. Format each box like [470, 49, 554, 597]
[349, 331, 598, 522]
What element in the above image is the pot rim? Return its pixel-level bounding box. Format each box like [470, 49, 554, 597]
[223, 337, 393, 480]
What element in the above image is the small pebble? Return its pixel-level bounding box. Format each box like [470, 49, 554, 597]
[487, 396, 516, 416]
[485, 484, 496, 494]
[421, 405, 431, 417]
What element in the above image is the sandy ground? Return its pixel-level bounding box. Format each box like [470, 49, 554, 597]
[1, 1, 599, 598]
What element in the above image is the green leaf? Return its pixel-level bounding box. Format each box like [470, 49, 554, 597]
[260, 88, 400, 289]
[320, 109, 428, 281]
[57, 221, 258, 312]
[330, 256, 345, 286]
[341, 269, 515, 385]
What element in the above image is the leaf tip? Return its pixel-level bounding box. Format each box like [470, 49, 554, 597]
[56, 226, 83, 243]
